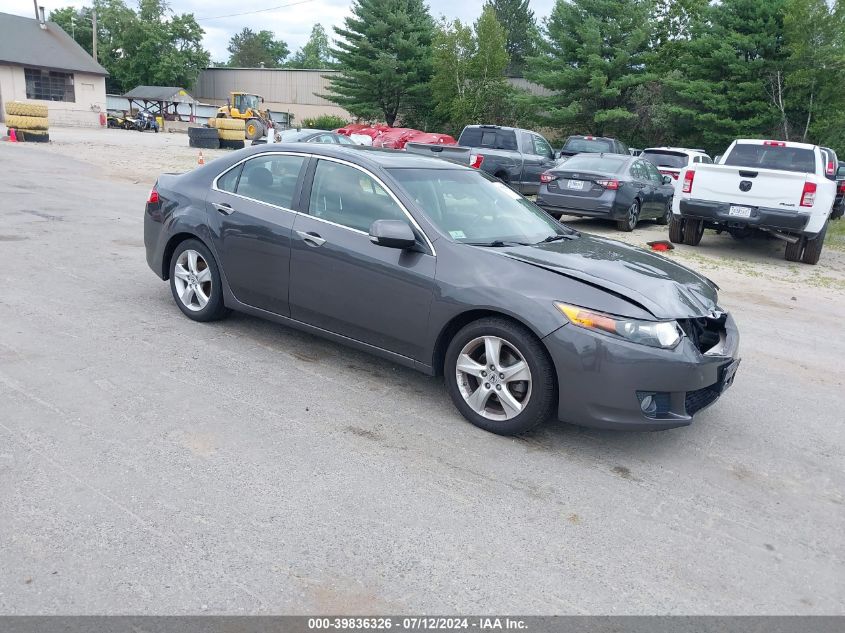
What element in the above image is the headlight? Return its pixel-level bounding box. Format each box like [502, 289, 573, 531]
[555, 302, 682, 349]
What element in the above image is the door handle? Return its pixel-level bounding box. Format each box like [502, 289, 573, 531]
[213, 203, 234, 215]
[296, 230, 326, 247]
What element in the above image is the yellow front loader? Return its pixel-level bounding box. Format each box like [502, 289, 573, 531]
[216, 92, 272, 140]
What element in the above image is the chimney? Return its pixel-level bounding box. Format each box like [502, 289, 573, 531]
[39, 6, 47, 29]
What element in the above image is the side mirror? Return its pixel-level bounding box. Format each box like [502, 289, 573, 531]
[662, 175, 673, 185]
[369, 219, 416, 250]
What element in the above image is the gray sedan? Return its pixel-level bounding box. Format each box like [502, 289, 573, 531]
[536, 153, 676, 231]
[144, 144, 740, 435]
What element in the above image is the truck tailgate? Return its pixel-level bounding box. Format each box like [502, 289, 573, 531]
[689, 164, 809, 208]
[405, 142, 471, 165]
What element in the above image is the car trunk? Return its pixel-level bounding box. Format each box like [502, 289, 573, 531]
[545, 170, 617, 209]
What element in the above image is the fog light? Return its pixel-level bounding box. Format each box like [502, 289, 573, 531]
[640, 395, 657, 415]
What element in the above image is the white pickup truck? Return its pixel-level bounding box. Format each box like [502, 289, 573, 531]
[670, 139, 835, 264]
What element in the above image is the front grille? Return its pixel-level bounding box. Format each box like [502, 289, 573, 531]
[678, 312, 727, 354]
[685, 385, 721, 416]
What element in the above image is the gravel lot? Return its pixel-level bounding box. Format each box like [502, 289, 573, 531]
[1, 129, 843, 615]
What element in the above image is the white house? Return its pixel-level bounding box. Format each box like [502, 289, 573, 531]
[0, 11, 108, 127]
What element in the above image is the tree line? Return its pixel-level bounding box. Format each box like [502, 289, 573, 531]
[326, 0, 845, 155]
[49, 0, 845, 155]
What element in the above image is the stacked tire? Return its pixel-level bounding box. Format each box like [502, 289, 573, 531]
[5, 101, 49, 142]
[188, 125, 219, 150]
[210, 117, 246, 150]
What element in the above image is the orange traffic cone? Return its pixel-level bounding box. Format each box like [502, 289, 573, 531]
[197, 151, 204, 165]
[8, 128, 18, 143]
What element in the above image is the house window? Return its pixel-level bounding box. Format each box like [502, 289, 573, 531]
[24, 68, 75, 102]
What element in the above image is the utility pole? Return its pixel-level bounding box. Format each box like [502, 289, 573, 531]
[92, 9, 98, 62]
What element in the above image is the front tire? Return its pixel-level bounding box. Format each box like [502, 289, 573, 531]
[445, 318, 557, 436]
[784, 236, 804, 262]
[169, 239, 229, 322]
[245, 118, 264, 140]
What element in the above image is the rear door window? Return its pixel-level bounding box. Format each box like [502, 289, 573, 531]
[458, 127, 518, 151]
[235, 154, 306, 209]
[217, 164, 243, 193]
[724, 144, 817, 173]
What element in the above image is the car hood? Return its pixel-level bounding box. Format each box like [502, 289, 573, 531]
[501, 235, 719, 319]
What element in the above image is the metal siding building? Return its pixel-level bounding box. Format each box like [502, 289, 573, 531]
[195, 68, 350, 124]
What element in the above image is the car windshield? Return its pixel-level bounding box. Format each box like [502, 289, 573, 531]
[555, 154, 627, 173]
[562, 138, 614, 153]
[389, 168, 569, 245]
[641, 151, 688, 169]
[724, 144, 816, 173]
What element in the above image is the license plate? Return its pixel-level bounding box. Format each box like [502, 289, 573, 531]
[729, 205, 752, 218]
[567, 179, 585, 190]
[720, 359, 741, 391]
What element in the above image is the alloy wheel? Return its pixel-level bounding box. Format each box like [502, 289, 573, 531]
[455, 336, 532, 421]
[173, 249, 212, 312]
[627, 202, 640, 230]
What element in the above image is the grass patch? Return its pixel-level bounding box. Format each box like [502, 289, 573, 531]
[826, 218, 845, 252]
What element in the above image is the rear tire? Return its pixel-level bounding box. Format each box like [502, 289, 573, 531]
[683, 218, 704, 245]
[801, 223, 827, 265]
[668, 214, 684, 243]
[169, 239, 229, 322]
[444, 317, 556, 436]
[784, 236, 804, 262]
[616, 200, 640, 232]
[657, 199, 671, 225]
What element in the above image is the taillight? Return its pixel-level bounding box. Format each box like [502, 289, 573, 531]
[596, 179, 619, 190]
[682, 170, 695, 193]
[827, 161, 835, 176]
[147, 188, 160, 204]
[763, 140, 786, 147]
[838, 181, 845, 193]
[585, 135, 595, 140]
[540, 171, 557, 184]
[659, 170, 679, 180]
[470, 153, 484, 169]
[800, 181, 817, 207]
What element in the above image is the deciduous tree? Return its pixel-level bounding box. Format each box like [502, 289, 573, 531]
[227, 27, 290, 68]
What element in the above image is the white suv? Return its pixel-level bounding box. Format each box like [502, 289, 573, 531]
[640, 147, 712, 182]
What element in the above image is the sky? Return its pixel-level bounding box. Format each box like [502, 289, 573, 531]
[5, 0, 557, 63]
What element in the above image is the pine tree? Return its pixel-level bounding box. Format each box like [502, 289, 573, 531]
[484, 0, 537, 76]
[326, 0, 435, 126]
[526, 0, 654, 138]
[663, 0, 787, 152]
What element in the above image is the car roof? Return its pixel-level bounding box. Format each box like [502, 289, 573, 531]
[566, 135, 617, 141]
[234, 142, 469, 170]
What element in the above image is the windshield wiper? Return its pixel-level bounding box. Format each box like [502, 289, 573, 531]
[539, 232, 578, 243]
[466, 240, 529, 247]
